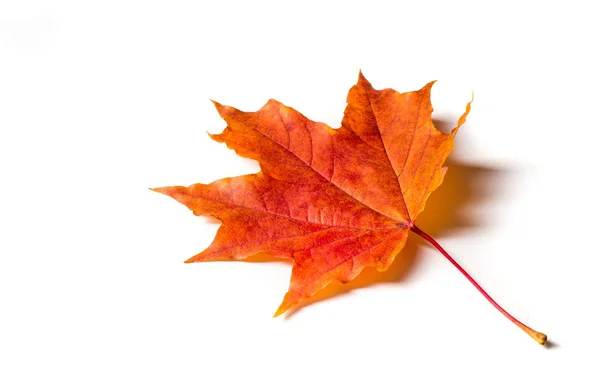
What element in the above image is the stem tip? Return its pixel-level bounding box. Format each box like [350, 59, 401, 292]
[528, 330, 547, 345]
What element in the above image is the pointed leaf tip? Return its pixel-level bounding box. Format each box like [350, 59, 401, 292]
[451, 92, 473, 137]
[210, 99, 230, 117]
[422, 80, 437, 92]
[357, 70, 371, 86]
[208, 132, 224, 142]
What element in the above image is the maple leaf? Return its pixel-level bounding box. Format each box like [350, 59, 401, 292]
[153, 72, 547, 344]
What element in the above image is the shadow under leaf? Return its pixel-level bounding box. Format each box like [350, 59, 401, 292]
[236, 157, 507, 317]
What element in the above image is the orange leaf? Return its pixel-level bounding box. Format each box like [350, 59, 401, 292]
[154, 72, 470, 316]
[154, 72, 549, 344]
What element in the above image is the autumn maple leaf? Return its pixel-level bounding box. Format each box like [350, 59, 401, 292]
[153, 72, 546, 344]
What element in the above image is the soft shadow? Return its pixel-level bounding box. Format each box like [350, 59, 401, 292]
[416, 160, 506, 237]
[432, 118, 456, 134]
[544, 339, 560, 350]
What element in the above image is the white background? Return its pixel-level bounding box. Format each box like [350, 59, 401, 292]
[1, 1, 598, 386]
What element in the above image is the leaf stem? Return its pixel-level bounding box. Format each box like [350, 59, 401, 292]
[410, 224, 547, 345]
